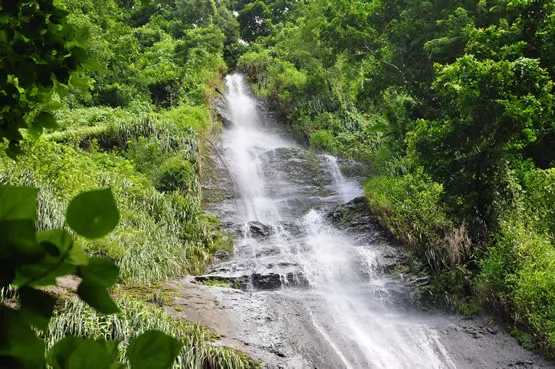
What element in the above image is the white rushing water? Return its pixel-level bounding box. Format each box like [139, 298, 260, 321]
[219, 74, 457, 368]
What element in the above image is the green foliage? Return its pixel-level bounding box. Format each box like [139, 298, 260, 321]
[237, 1, 272, 43]
[364, 171, 473, 272]
[309, 130, 336, 153]
[411, 56, 554, 232]
[0, 122, 218, 283]
[47, 297, 259, 368]
[478, 169, 555, 356]
[155, 156, 196, 194]
[47, 336, 122, 369]
[0, 0, 90, 153]
[127, 330, 183, 369]
[0, 186, 121, 368]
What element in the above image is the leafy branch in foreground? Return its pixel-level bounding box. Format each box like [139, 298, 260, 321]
[0, 185, 181, 369]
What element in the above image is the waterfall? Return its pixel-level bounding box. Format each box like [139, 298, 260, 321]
[322, 154, 363, 203]
[213, 74, 458, 368]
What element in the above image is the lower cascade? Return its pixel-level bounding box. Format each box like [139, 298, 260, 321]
[199, 74, 551, 369]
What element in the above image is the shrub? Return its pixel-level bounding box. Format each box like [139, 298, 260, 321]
[155, 156, 196, 194]
[309, 130, 337, 152]
[364, 170, 470, 272]
[478, 168, 555, 356]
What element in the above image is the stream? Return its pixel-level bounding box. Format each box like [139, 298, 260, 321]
[198, 74, 553, 369]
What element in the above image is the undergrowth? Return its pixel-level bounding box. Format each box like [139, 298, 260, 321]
[47, 297, 258, 369]
[0, 113, 231, 285]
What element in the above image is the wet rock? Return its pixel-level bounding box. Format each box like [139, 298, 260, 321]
[211, 96, 232, 127]
[337, 158, 372, 178]
[407, 275, 430, 287]
[195, 271, 309, 291]
[254, 246, 281, 258]
[213, 250, 231, 263]
[246, 221, 273, 238]
[261, 147, 328, 188]
[279, 222, 303, 236]
[508, 360, 535, 368]
[486, 326, 498, 335]
[325, 197, 380, 233]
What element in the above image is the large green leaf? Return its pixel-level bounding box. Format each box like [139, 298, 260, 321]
[127, 330, 183, 369]
[13, 251, 76, 287]
[77, 280, 119, 314]
[47, 337, 119, 369]
[78, 257, 119, 287]
[37, 229, 73, 257]
[0, 186, 37, 221]
[66, 189, 119, 239]
[12, 230, 75, 286]
[0, 306, 46, 369]
[36, 224, 86, 266]
[0, 220, 43, 262]
[18, 287, 56, 331]
[67, 242, 88, 266]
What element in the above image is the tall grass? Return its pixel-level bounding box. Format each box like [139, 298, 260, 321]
[0, 101, 252, 366]
[0, 111, 224, 285]
[47, 297, 257, 369]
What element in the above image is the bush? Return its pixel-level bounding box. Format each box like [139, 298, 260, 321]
[364, 170, 471, 271]
[155, 156, 196, 194]
[478, 168, 555, 356]
[309, 130, 337, 152]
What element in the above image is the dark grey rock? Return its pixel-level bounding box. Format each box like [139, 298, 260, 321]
[195, 271, 309, 291]
[246, 221, 274, 238]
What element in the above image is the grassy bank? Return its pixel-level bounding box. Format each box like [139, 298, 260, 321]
[0, 105, 255, 367]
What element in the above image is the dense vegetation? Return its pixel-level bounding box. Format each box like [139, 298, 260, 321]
[232, 0, 555, 358]
[1, 0, 255, 367]
[2, 0, 554, 364]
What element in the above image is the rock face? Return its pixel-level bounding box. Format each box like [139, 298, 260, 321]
[325, 196, 380, 233]
[195, 271, 309, 291]
[260, 147, 329, 189]
[326, 196, 408, 274]
[245, 221, 273, 238]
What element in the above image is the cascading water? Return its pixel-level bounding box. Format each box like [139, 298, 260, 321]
[203, 74, 550, 369]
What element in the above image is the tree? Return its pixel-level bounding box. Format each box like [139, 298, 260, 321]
[0, 0, 90, 154]
[411, 56, 554, 231]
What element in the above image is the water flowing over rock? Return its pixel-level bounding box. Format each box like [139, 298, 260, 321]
[199, 74, 554, 369]
[245, 221, 273, 238]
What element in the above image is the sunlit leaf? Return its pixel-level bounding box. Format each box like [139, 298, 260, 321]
[78, 257, 119, 287]
[127, 330, 183, 369]
[66, 189, 119, 239]
[32, 111, 58, 130]
[0, 186, 37, 221]
[77, 280, 119, 314]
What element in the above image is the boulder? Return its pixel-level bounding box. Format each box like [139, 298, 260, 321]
[246, 221, 273, 238]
